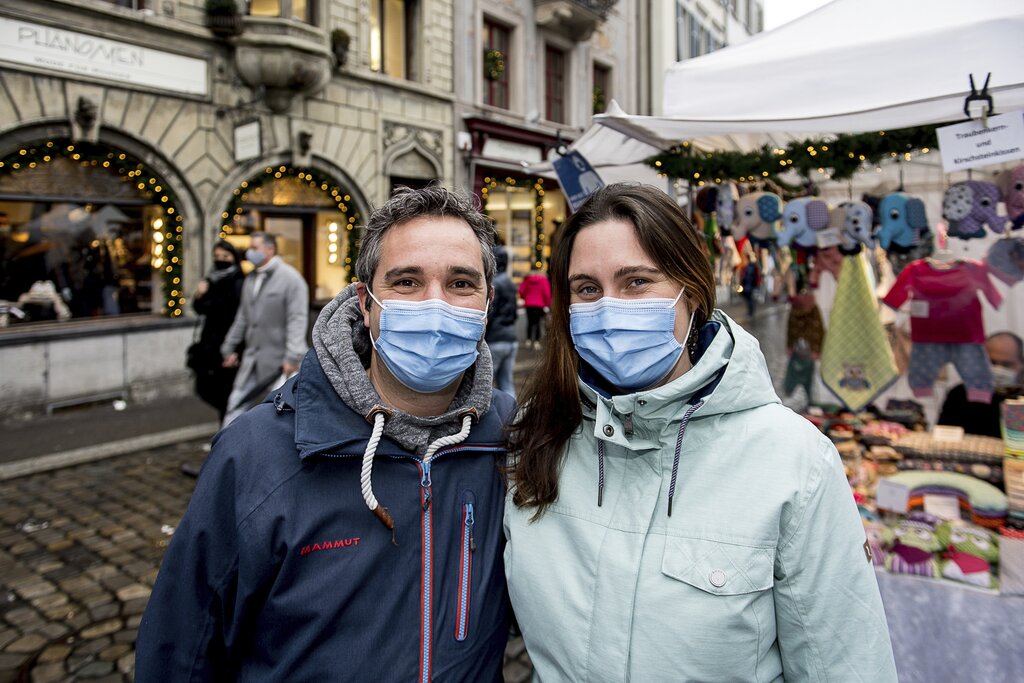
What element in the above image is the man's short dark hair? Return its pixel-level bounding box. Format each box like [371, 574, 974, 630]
[356, 185, 497, 295]
[250, 232, 278, 253]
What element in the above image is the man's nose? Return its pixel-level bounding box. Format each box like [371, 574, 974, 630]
[423, 281, 446, 300]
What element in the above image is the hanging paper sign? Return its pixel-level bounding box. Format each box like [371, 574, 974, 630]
[936, 111, 1024, 173]
[923, 494, 961, 521]
[552, 151, 605, 212]
[876, 479, 910, 514]
[234, 120, 261, 163]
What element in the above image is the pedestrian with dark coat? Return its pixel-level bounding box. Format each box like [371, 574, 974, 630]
[486, 245, 519, 396]
[189, 239, 244, 420]
[137, 186, 515, 682]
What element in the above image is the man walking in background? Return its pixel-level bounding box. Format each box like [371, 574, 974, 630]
[221, 232, 308, 426]
[486, 245, 519, 396]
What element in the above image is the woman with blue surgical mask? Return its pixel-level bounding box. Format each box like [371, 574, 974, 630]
[504, 184, 897, 682]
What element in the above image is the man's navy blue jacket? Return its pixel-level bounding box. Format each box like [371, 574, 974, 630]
[136, 352, 515, 681]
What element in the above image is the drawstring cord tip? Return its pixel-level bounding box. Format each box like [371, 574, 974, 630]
[597, 488, 604, 507]
[373, 506, 398, 546]
[667, 498, 674, 517]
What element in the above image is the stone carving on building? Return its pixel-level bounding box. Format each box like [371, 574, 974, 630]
[382, 121, 444, 181]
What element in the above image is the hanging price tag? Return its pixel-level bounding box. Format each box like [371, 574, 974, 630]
[910, 300, 930, 318]
[816, 227, 842, 248]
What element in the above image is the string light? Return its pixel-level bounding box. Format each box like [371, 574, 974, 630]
[0, 138, 184, 317]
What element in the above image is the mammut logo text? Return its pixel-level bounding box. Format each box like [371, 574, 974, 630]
[299, 537, 361, 556]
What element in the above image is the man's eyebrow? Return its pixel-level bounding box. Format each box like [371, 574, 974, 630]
[382, 266, 423, 280]
[449, 265, 484, 283]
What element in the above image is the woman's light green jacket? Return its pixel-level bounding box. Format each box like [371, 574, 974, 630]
[505, 311, 898, 682]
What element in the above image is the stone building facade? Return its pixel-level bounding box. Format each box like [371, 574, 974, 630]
[453, 0, 637, 283]
[0, 0, 457, 415]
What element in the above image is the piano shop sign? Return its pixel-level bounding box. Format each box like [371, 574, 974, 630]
[0, 17, 208, 96]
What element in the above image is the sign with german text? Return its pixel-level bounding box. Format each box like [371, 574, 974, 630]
[552, 151, 605, 212]
[0, 17, 208, 96]
[936, 111, 1024, 173]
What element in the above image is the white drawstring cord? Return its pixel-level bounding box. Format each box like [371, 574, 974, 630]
[360, 411, 475, 544]
[360, 412, 395, 540]
[423, 414, 474, 467]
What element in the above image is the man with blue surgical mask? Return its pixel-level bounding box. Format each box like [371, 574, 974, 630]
[220, 231, 309, 426]
[137, 186, 515, 682]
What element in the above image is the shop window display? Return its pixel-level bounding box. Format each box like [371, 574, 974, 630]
[219, 166, 360, 302]
[480, 176, 564, 284]
[0, 144, 180, 324]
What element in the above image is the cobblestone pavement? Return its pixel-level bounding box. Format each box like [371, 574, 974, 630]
[0, 305, 784, 683]
[0, 441, 533, 683]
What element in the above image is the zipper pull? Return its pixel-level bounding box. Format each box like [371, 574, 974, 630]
[466, 503, 475, 551]
[623, 413, 633, 436]
[421, 461, 432, 511]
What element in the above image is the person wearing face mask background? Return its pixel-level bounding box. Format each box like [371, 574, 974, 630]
[219, 231, 309, 426]
[137, 186, 515, 681]
[938, 331, 1024, 437]
[504, 183, 897, 682]
[186, 239, 245, 421]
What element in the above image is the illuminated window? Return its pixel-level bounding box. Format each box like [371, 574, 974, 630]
[369, 0, 419, 80]
[249, 0, 314, 23]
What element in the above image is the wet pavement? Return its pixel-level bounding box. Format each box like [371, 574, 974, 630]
[0, 301, 787, 683]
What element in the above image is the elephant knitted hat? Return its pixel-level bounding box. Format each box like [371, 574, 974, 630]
[943, 180, 1004, 239]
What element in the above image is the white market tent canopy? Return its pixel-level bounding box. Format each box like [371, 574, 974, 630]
[571, 0, 1024, 165]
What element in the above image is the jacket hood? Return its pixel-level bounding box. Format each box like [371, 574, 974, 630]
[579, 310, 779, 451]
[306, 283, 493, 457]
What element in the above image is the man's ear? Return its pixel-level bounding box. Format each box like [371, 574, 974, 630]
[356, 283, 371, 327]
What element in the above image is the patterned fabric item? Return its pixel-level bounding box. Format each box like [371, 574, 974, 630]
[786, 295, 824, 354]
[1003, 399, 1024, 456]
[908, 342, 993, 403]
[942, 181, 1005, 239]
[883, 470, 1008, 525]
[893, 431, 1006, 465]
[895, 458, 1003, 486]
[882, 259, 1002, 344]
[998, 165, 1024, 230]
[937, 521, 999, 588]
[985, 237, 1024, 286]
[1004, 456, 1024, 512]
[886, 511, 944, 577]
[821, 254, 898, 411]
[998, 527, 1024, 595]
[877, 192, 930, 250]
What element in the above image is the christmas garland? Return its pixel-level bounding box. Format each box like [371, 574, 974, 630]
[0, 139, 186, 317]
[533, 178, 546, 267]
[220, 165, 362, 283]
[649, 124, 942, 184]
[484, 49, 505, 81]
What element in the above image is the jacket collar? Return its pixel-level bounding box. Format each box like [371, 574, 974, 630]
[285, 349, 508, 461]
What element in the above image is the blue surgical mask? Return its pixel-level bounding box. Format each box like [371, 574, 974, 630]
[367, 290, 486, 393]
[246, 248, 266, 267]
[570, 289, 692, 391]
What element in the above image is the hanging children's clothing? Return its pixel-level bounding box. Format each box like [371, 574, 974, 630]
[882, 259, 1002, 403]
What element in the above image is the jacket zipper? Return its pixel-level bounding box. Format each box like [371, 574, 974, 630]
[319, 444, 504, 681]
[455, 500, 475, 641]
[419, 460, 433, 683]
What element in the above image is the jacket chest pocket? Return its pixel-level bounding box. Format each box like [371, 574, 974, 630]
[654, 537, 778, 673]
[662, 537, 775, 596]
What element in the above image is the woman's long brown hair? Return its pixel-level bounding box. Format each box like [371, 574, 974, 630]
[507, 183, 716, 518]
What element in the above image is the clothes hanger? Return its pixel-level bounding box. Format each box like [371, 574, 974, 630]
[928, 223, 957, 267]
